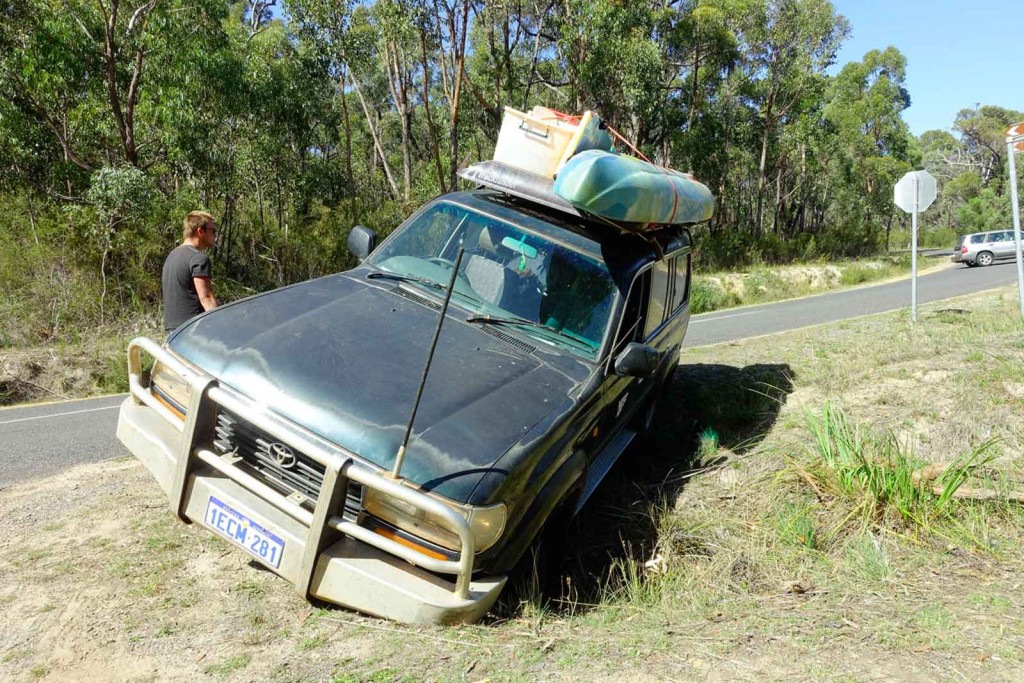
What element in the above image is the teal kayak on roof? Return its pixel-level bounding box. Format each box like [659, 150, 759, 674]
[553, 149, 715, 225]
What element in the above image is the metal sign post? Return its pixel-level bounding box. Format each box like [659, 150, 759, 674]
[1005, 122, 1024, 319]
[894, 170, 937, 322]
[912, 175, 919, 319]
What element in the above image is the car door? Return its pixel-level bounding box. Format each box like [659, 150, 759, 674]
[996, 231, 1016, 259]
[601, 266, 657, 437]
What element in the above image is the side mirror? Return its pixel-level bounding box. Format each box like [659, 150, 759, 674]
[347, 225, 377, 261]
[613, 342, 660, 378]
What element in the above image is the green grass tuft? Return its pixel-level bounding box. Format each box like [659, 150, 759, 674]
[203, 653, 252, 676]
[796, 404, 997, 532]
[776, 502, 819, 550]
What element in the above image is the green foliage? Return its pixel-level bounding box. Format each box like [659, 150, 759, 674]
[0, 0, 1020, 349]
[776, 502, 818, 550]
[957, 188, 1013, 233]
[798, 404, 997, 529]
[86, 167, 159, 227]
[689, 278, 740, 314]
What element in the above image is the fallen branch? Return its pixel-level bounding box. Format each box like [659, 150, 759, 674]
[0, 362, 68, 399]
[790, 462, 826, 501]
[931, 486, 1024, 503]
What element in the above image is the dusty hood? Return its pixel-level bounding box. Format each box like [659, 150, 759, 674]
[169, 272, 587, 502]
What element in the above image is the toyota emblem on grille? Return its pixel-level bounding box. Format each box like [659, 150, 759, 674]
[269, 442, 297, 469]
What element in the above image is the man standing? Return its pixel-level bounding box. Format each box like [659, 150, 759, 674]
[162, 210, 218, 334]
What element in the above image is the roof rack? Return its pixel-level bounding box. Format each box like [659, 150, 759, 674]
[457, 161, 581, 217]
[459, 161, 667, 232]
[457, 160, 688, 261]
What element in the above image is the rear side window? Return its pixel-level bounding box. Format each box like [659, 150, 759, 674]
[970, 234, 986, 244]
[644, 261, 671, 338]
[990, 232, 1007, 242]
[671, 254, 690, 311]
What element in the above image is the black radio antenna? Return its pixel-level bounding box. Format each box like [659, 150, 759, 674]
[390, 247, 466, 480]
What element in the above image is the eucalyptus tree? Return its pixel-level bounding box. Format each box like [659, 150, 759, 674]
[0, 0, 231, 182]
[744, 0, 848, 238]
[953, 105, 1024, 188]
[824, 47, 913, 249]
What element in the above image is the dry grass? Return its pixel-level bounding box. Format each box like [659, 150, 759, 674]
[691, 256, 925, 313]
[1, 287, 1023, 682]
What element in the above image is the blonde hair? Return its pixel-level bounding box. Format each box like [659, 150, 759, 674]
[183, 211, 214, 238]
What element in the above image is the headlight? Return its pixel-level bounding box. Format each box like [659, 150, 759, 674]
[363, 489, 507, 554]
[150, 360, 190, 417]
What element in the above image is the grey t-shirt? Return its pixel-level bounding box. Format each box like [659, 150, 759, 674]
[162, 245, 212, 331]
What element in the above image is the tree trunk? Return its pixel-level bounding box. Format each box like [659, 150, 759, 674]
[351, 76, 401, 200]
[419, 29, 447, 194]
[446, 0, 471, 190]
[799, 143, 807, 235]
[522, 4, 545, 110]
[687, 45, 701, 131]
[338, 67, 357, 223]
[773, 166, 782, 235]
[26, 193, 39, 246]
[382, 39, 412, 201]
[99, 0, 156, 167]
[755, 115, 772, 240]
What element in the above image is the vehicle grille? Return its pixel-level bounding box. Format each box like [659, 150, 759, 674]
[212, 410, 363, 522]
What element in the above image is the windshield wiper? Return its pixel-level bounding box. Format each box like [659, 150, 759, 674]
[464, 315, 595, 349]
[366, 271, 446, 292]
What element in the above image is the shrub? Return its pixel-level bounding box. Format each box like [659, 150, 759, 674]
[689, 278, 740, 314]
[795, 404, 996, 529]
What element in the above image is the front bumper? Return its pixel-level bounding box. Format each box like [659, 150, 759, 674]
[116, 338, 505, 625]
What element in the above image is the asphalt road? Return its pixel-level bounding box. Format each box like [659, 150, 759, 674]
[1, 261, 1019, 488]
[0, 394, 128, 486]
[685, 261, 1020, 347]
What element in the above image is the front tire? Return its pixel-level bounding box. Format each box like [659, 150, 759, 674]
[505, 491, 579, 609]
[976, 251, 994, 267]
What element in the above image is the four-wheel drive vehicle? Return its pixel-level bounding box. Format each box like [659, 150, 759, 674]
[117, 190, 693, 624]
[952, 230, 1023, 266]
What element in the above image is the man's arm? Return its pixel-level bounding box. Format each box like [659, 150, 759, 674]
[193, 276, 218, 311]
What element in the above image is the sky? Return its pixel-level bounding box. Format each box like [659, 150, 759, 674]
[830, 0, 1023, 136]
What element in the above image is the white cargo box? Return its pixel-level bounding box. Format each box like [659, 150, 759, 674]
[493, 107, 577, 178]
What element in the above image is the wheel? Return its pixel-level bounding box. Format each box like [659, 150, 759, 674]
[503, 491, 579, 610]
[976, 251, 994, 267]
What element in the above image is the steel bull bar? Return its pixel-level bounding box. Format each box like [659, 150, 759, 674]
[124, 337, 489, 616]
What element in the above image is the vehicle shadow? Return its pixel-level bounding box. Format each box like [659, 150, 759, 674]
[495, 361, 795, 618]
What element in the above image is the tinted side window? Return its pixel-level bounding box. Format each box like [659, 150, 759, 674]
[990, 232, 1007, 242]
[614, 271, 650, 354]
[970, 234, 986, 244]
[672, 254, 690, 311]
[644, 261, 671, 338]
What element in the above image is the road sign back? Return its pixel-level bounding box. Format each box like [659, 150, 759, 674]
[894, 170, 937, 213]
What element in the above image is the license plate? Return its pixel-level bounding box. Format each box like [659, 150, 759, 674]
[205, 496, 285, 569]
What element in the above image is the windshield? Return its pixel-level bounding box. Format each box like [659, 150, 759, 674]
[366, 201, 617, 360]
